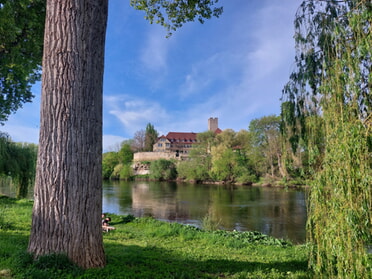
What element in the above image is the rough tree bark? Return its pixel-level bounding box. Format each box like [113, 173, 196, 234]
[28, 0, 108, 268]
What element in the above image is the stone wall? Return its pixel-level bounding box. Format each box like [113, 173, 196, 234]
[133, 152, 177, 162]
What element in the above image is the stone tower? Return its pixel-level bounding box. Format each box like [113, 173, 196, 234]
[208, 117, 218, 132]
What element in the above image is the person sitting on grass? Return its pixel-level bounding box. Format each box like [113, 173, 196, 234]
[102, 216, 115, 232]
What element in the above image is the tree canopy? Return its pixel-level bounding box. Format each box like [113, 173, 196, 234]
[0, 0, 45, 123]
[130, 0, 223, 37]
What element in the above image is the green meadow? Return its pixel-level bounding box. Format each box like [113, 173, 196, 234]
[0, 196, 311, 278]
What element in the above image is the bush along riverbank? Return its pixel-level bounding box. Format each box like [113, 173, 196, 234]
[111, 158, 310, 189]
[0, 196, 312, 278]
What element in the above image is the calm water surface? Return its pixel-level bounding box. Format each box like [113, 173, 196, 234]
[0, 180, 307, 243]
[103, 180, 308, 243]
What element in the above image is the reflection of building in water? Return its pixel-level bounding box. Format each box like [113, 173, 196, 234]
[131, 183, 191, 221]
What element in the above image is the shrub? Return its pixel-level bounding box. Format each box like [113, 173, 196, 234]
[110, 163, 122, 180]
[102, 152, 119, 179]
[119, 164, 133, 181]
[149, 159, 177, 180]
[176, 160, 210, 181]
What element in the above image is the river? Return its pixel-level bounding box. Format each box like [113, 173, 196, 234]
[0, 179, 308, 243]
[103, 180, 308, 243]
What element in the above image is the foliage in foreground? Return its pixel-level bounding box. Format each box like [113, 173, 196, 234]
[0, 196, 312, 278]
[284, 1, 372, 277]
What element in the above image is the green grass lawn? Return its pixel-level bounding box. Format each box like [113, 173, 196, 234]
[0, 196, 312, 278]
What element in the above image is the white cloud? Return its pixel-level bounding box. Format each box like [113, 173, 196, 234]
[140, 26, 170, 72]
[178, 52, 242, 98]
[104, 94, 169, 137]
[243, 3, 296, 81]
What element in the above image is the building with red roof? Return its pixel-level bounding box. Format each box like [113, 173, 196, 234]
[152, 118, 221, 159]
[153, 132, 198, 157]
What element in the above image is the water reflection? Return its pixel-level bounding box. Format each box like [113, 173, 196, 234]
[103, 181, 307, 243]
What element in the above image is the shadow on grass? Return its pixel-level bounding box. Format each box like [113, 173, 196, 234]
[1, 231, 310, 278]
[0, 196, 19, 209]
[0, 195, 310, 278]
[0, 195, 33, 209]
[95, 242, 310, 279]
[0, 231, 30, 275]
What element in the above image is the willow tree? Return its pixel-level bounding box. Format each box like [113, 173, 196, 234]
[283, 0, 371, 277]
[0, 133, 37, 198]
[28, 0, 222, 269]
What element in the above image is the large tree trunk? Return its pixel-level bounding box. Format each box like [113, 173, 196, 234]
[28, 0, 108, 268]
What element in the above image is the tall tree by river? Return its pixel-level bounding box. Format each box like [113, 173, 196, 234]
[28, 0, 108, 268]
[27, 0, 223, 269]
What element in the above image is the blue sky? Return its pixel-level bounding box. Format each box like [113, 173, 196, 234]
[1, 0, 300, 152]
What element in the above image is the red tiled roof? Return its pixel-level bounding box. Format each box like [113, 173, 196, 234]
[166, 132, 197, 141]
[214, 128, 222, 134]
[156, 129, 222, 143]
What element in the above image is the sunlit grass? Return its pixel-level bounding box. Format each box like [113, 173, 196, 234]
[0, 195, 312, 278]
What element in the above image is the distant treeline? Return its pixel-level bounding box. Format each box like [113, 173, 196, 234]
[103, 114, 312, 186]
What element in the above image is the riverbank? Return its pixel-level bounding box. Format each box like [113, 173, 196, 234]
[0, 196, 312, 278]
[132, 175, 309, 189]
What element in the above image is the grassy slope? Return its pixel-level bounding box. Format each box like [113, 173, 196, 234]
[0, 196, 311, 278]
